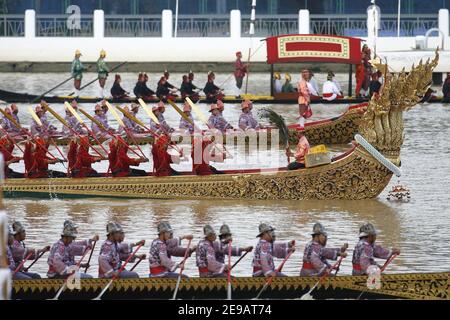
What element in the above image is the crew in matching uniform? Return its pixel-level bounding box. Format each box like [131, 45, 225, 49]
[149, 101, 174, 133]
[352, 223, 400, 275]
[196, 225, 228, 278]
[207, 103, 233, 133]
[281, 73, 296, 93]
[97, 49, 109, 98]
[149, 222, 194, 278]
[63, 100, 84, 137]
[112, 141, 148, 177]
[71, 50, 86, 97]
[0, 136, 23, 178]
[1, 104, 22, 136]
[71, 136, 104, 178]
[191, 135, 223, 175]
[156, 76, 177, 102]
[111, 74, 129, 99]
[300, 223, 348, 277]
[180, 74, 200, 102]
[119, 104, 143, 134]
[134, 72, 155, 99]
[216, 224, 253, 264]
[151, 134, 180, 176]
[252, 223, 295, 278]
[203, 72, 224, 103]
[238, 100, 260, 130]
[179, 102, 195, 134]
[31, 105, 58, 136]
[27, 137, 66, 178]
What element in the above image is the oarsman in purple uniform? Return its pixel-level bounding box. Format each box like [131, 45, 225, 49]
[30, 104, 58, 136]
[238, 100, 260, 130]
[98, 222, 145, 279]
[92, 104, 115, 137]
[252, 223, 295, 278]
[149, 222, 194, 278]
[149, 101, 174, 134]
[196, 225, 229, 278]
[178, 102, 195, 134]
[207, 104, 233, 134]
[47, 225, 98, 279]
[6, 226, 28, 279]
[1, 104, 23, 136]
[216, 224, 253, 264]
[300, 223, 348, 277]
[10, 221, 50, 279]
[352, 222, 400, 275]
[119, 104, 143, 134]
[63, 101, 84, 137]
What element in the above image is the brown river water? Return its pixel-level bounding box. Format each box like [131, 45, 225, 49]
[0, 72, 449, 278]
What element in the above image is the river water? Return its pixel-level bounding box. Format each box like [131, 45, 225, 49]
[0, 72, 449, 278]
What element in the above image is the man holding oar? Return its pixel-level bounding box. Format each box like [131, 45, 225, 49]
[1, 104, 23, 137]
[119, 104, 143, 134]
[71, 50, 87, 97]
[47, 224, 98, 279]
[216, 224, 253, 265]
[178, 102, 195, 134]
[252, 223, 295, 278]
[149, 222, 194, 278]
[98, 222, 144, 279]
[71, 136, 105, 178]
[300, 223, 348, 277]
[8, 222, 49, 280]
[352, 222, 400, 275]
[196, 225, 229, 278]
[62, 101, 85, 137]
[0, 136, 23, 178]
[97, 49, 109, 98]
[150, 101, 174, 134]
[30, 104, 58, 136]
[203, 72, 224, 103]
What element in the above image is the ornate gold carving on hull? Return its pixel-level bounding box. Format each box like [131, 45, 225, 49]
[12, 272, 450, 300]
[2, 147, 392, 200]
[359, 51, 439, 156]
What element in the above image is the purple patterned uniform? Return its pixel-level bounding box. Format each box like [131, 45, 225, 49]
[63, 114, 84, 136]
[179, 114, 195, 134]
[47, 239, 91, 278]
[98, 240, 134, 278]
[148, 237, 187, 277]
[238, 112, 259, 130]
[31, 114, 56, 136]
[150, 113, 173, 134]
[208, 114, 233, 133]
[92, 113, 111, 135]
[6, 246, 15, 271]
[1, 115, 21, 134]
[10, 239, 36, 270]
[252, 239, 289, 277]
[300, 241, 340, 277]
[119, 116, 140, 134]
[215, 241, 243, 264]
[196, 239, 226, 277]
[352, 239, 391, 275]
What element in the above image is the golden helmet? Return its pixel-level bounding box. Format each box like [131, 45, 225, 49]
[100, 49, 106, 57]
[285, 73, 292, 81]
[274, 72, 281, 80]
[75, 49, 82, 56]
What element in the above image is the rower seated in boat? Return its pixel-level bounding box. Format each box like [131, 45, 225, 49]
[216, 224, 253, 265]
[208, 103, 233, 133]
[0, 136, 23, 178]
[180, 74, 200, 103]
[179, 102, 195, 134]
[1, 104, 24, 137]
[92, 104, 115, 137]
[112, 142, 148, 177]
[203, 72, 224, 103]
[307, 71, 321, 100]
[10, 221, 50, 280]
[322, 73, 343, 101]
[63, 101, 85, 137]
[98, 222, 144, 279]
[191, 136, 223, 175]
[150, 102, 174, 134]
[47, 225, 98, 279]
[31, 104, 58, 136]
[151, 134, 180, 176]
[281, 73, 296, 93]
[286, 131, 310, 170]
[133, 72, 155, 100]
[238, 100, 260, 130]
[119, 104, 144, 134]
[352, 223, 400, 276]
[156, 76, 178, 102]
[252, 223, 295, 278]
[149, 222, 194, 278]
[163, 70, 178, 92]
[300, 223, 348, 277]
[111, 74, 129, 99]
[71, 136, 104, 178]
[196, 225, 229, 278]
[26, 137, 66, 178]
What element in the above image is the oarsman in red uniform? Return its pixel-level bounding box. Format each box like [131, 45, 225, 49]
[151, 134, 181, 176]
[67, 138, 78, 176]
[107, 138, 119, 174]
[27, 137, 66, 178]
[112, 142, 148, 177]
[234, 51, 247, 94]
[72, 136, 104, 178]
[0, 136, 23, 178]
[191, 136, 223, 175]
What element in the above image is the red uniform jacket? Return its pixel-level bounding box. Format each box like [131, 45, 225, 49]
[72, 145, 97, 178]
[151, 141, 173, 177]
[192, 139, 213, 175]
[114, 145, 141, 177]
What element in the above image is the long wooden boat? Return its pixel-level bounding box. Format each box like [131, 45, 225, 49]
[11, 272, 450, 300]
[46, 103, 367, 146]
[0, 53, 440, 201]
[1, 88, 448, 105]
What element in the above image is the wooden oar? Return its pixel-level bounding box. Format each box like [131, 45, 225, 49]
[227, 241, 232, 300]
[44, 103, 104, 158]
[13, 252, 33, 275]
[357, 253, 399, 300]
[0, 107, 23, 132]
[172, 239, 192, 300]
[93, 243, 143, 300]
[129, 256, 144, 272]
[230, 250, 249, 270]
[31, 65, 94, 103]
[23, 250, 46, 272]
[51, 246, 91, 300]
[0, 127, 24, 153]
[300, 256, 345, 300]
[68, 61, 128, 96]
[84, 240, 96, 273]
[167, 99, 195, 126]
[105, 101, 147, 159]
[254, 242, 295, 300]
[64, 101, 108, 155]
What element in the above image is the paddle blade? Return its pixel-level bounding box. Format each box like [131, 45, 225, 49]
[258, 108, 289, 146]
[168, 99, 194, 125]
[65, 101, 84, 124]
[105, 101, 125, 127]
[186, 97, 208, 126]
[300, 292, 314, 300]
[28, 106, 42, 126]
[116, 105, 146, 128]
[138, 98, 160, 124]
